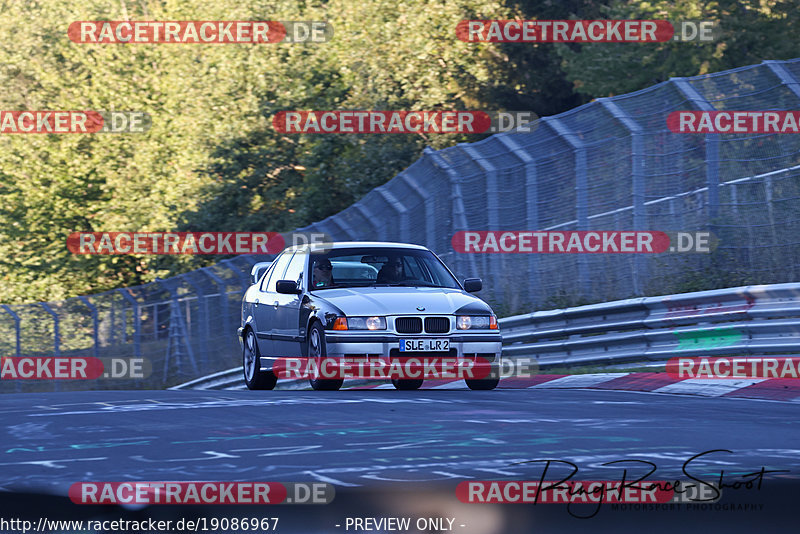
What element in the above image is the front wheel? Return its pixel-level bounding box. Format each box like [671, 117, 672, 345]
[391, 378, 423, 390]
[243, 329, 277, 390]
[466, 378, 499, 390]
[306, 322, 343, 391]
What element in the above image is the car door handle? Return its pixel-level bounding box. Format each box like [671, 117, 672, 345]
[273, 301, 279, 309]
[254, 298, 259, 306]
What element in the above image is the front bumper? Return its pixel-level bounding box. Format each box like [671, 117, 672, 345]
[323, 332, 502, 359]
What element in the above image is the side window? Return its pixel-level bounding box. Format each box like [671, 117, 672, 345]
[282, 252, 307, 288]
[262, 252, 293, 292]
[259, 262, 276, 291]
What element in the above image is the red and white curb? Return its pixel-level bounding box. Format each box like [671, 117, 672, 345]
[343, 373, 800, 402]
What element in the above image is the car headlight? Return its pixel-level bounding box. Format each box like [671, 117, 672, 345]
[339, 316, 387, 330]
[456, 315, 498, 330]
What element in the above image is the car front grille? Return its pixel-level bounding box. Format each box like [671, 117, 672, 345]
[395, 317, 423, 333]
[424, 317, 450, 334]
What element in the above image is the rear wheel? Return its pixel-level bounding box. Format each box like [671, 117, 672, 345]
[465, 377, 499, 390]
[391, 378, 423, 390]
[307, 322, 343, 391]
[243, 328, 277, 390]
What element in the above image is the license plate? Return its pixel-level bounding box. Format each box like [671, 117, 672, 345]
[399, 339, 450, 352]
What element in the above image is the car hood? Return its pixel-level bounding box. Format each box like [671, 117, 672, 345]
[312, 286, 492, 316]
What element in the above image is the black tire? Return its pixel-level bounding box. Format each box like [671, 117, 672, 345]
[243, 328, 277, 390]
[391, 378, 423, 390]
[306, 322, 343, 391]
[465, 377, 499, 390]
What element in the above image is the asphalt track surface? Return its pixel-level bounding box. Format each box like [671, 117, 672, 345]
[1, 387, 799, 532]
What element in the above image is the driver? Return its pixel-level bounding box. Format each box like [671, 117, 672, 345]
[376, 258, 404, 284]
[312, 258, 335, 288]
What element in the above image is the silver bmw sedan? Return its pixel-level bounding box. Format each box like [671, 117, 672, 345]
[239, 242, 502, 391]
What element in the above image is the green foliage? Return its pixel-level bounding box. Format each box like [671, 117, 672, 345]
[1, 0, 798, 304]
[555, 0, 800, 97]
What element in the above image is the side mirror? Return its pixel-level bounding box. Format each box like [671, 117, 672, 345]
[276, 280, 301, 294]
[463, 278, 482, 293]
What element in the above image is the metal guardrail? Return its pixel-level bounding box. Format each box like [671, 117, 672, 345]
[501, 282, 800, 366]
[174, 282, 800, 390]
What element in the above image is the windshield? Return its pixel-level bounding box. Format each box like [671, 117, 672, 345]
[308, 247, 461, 290]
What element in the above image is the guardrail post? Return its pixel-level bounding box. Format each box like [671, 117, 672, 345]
[541, 117, 591, 298]
[1, 305, 21, 357]
[117, 288, 141, 359]
[78, 296, 100, 358]
[424, 147, 479, 280]
[497, 133, 541, 307]
[599, 98, 648, 294]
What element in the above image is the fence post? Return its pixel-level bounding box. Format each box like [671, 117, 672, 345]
[599, 98, 648, 294]
[398, 170, 436, 248]
[201, 267, 231, 336]
[219, 258, 252, 292]
[325, 215, 358, 241]
[496, 133, 541, 307]
[377, 187, 409, 243]
[424, 147, 479, 280]
[1, 305, 21, 357]
[314, 219, 341, 242]
[159, 280, 199, 379]
[541, 117, 591, 298]
[78, 296, 100, 358]
[459, 145, 502, 300]
[353, 202, 386, 241]
[117, 288, 141, 359]
[40, 303, 60, 356]
[671, 78, 720, 223]
[182, 277, 207, 341]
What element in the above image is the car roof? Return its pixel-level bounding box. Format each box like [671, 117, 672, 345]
[283, 241, 429, 253]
